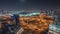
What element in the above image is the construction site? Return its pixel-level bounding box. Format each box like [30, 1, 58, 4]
[0, 10, 60, 34]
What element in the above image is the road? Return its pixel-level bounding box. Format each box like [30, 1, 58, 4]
[16, 28, 58, 34]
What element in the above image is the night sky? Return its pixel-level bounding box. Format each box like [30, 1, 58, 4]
[0, 0, 60, 10]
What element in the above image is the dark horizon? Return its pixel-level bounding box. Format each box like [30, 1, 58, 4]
[0, 0, 60, 10]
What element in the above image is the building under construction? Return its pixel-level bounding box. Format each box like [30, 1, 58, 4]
[0, 10, 59, 34]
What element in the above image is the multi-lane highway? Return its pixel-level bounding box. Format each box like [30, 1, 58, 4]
[17, 28, 59, 34]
